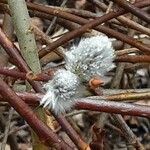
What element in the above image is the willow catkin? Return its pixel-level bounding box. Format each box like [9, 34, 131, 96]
[41, 35, 115, 114]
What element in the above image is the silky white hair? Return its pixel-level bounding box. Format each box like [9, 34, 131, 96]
[65, 35, 115, 82]
[40, 69, 80, 114]
[40, 35, 115, 114]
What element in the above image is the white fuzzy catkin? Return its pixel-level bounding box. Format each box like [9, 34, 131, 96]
[40, 69, 80, 114]
[65, 35, 115, 82]
[41, 35, 115, 114]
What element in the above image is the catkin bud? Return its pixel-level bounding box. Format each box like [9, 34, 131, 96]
[40, 69, 79, 114]
[65, 35, 115, 82]
[41, 35, 115, 114]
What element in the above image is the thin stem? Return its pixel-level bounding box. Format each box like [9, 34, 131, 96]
[76, 98, 150, 118]
[112, 0, 150, 23]
[52, 113, 91, 150]
[1, 92, 150, 118]
[0, 78, 72, 149]
[1, 108, 14, 150]
[116, 55, 150, 63]
[0, 67, 53, 81]
[112, 115, 144, 149]
[0, 124, 29, 141]
[45, 0, 68, 35]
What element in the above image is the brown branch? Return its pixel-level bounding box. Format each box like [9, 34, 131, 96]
[0, 27, 88, 150]
[1, 1, 150, 56]
[0, 78, 72, 149]
[1, 92, 150, 118]
[0, 67, 53, 81]
[76, 99, 150, 118]
[116, 55, 150, 63]
[0, 27, 43, 92]
[52, 113, 90, 150]
[111, 0, 150, 23]
[27, 0, 149, 57]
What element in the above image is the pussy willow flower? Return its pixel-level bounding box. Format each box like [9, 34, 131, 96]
[41, 35, 115, 114]
[40, 69, 80, 114]
[65, 35, 115, 82]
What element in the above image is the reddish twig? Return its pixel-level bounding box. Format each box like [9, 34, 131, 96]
[0, 27, 43, 92]
[111, 0, 150, 23]
[1, 1, 149, 56]
[33, 11, 149, 58]
[0, 67, 25, 79]
[87, 0, 150, 36]
[0, 78, 72, 149]
[0, 67, 53, 81]
[1, 92, 150, 118]
[52, 113, 90, 150]
[0, 27, 88, 150]
[2, 91, 150, 105]
[76, 99, 150, 118]
[25, 1, 150, 57]
[116, 55, 150, 63]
